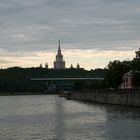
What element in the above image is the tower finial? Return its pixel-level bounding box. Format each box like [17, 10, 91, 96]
[59, 40, 60, 47]
[58, 40, 61, 55]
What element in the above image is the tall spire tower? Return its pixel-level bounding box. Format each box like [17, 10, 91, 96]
[58, 40, 61, 55]
[54, 40, 65, 69]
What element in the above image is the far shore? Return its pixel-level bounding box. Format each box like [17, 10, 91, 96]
[0, 92, 58, 96]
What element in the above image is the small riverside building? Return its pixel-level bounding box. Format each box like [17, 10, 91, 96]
[120, 71, 133, 89]
[54, 40, 65, 69]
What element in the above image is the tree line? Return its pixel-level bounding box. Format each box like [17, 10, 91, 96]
[0, 67, 106, 93]
[106, 49, 140, 88]
[0, 49, 139, 93]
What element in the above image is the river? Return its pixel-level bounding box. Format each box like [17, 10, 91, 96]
[0, 95, 139, 140]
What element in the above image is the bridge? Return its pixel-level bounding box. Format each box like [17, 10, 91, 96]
[31, 77, 104, 91]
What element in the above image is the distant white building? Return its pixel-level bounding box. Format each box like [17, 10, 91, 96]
[120, 71, 133, 89]
[54, 40, 65, 69]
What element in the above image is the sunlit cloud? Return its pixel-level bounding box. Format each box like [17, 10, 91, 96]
[0, 48, 136, 69]
[64, 49, 135, 69]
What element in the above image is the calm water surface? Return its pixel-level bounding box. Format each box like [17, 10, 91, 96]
[0, 95, 139, 140]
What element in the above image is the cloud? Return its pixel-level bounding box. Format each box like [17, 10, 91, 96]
[0, 48, 135, 69]
[64, 49, 135, 69]
[0, 0, 140, 68]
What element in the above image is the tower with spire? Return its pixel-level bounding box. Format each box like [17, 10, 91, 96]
[54, 40, 65, 69]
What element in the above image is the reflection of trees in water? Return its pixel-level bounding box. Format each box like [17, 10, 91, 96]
[84, 101, 140, 120]
[104, 105, 140, 140]
[80, 101, 140, 140]
[105, 105, 140, 120]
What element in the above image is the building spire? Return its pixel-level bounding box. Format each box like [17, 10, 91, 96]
[54, 40, 65, 69]
[58, 40, 61, 55]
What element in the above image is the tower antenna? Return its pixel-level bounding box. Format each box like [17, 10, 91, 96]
[58, 40, 61, 54]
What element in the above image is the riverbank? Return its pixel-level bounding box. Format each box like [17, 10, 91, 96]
[64, 90, 140, 107]
[0, 92, 58, 96]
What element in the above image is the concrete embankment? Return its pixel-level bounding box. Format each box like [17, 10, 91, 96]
[66, 90, 140, 107]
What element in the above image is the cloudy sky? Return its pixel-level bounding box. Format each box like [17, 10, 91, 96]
[0, 0, 140, 69]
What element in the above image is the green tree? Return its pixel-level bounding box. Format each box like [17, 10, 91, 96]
[106, 60, 130, 88]
[132, 72, 140, 88]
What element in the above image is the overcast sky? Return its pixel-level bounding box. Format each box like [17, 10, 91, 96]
[0, 0, 140, 69]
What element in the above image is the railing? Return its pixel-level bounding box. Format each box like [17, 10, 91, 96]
[72, 88, 140, 94]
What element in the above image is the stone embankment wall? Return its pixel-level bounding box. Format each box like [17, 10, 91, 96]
[66, 91, 140, 107]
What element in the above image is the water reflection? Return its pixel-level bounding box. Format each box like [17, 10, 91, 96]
[0, 95, 139, 140]
[105, 105, 140, 120]
[105, 105, 140, 140]
[54, 96, 66, 140]
[80, 101, 140, 140]
[81, 101, 140, 120]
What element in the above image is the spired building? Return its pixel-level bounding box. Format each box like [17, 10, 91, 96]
[54, 40, 65, 69]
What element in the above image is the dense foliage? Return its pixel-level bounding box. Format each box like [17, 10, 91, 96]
[106, 60, 131, 88]
[0, 67, 106, 92]
[106, 49, 140, 88]
[132, 72, 140, 88]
